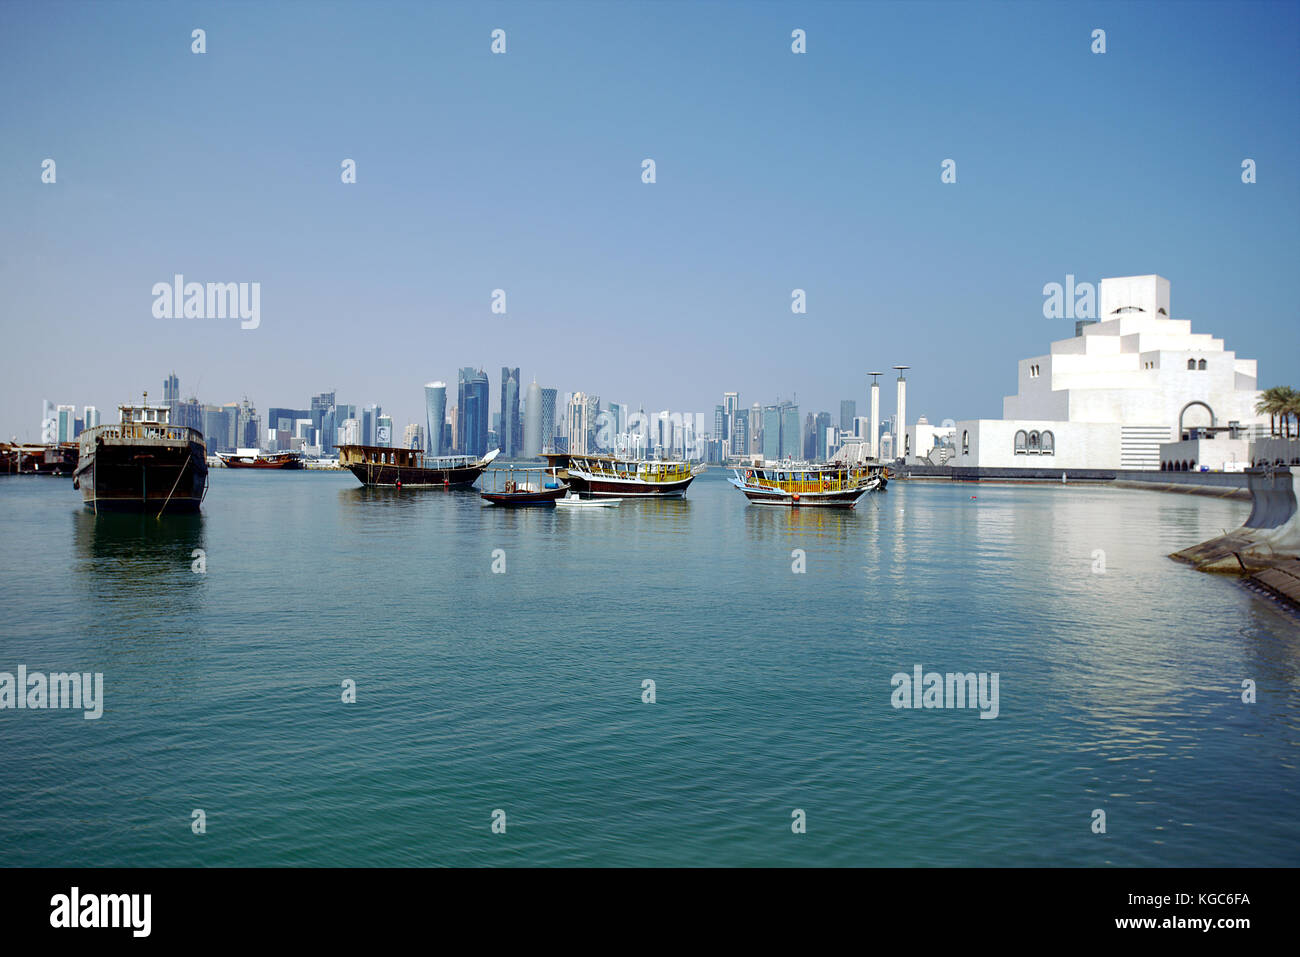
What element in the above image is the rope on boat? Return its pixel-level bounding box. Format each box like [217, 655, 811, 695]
[157, 453, 191, 518]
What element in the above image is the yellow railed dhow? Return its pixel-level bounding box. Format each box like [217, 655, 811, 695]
[543, 452, 704, 498]
[729, 461, 885, 508]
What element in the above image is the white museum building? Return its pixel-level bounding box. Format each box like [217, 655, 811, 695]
[944, 275, 1267, 473]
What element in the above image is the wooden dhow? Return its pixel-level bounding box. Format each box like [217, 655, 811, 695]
[217, 449, 304, 469]
[546, 452, 704, 499]
[73, 394, 208, 514]
[729, 461, 882, 508]
[339, 444, 499, 488]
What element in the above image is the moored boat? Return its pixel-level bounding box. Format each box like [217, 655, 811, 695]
[555, 491, 620, 508]
[1, 442, 79, 476]
[729, 461, 880, 508]
[479, 467, 570, 506]
[339, 444, 499, 488]
[73, 394, 208, 513]
[218, 449, 304, 469]
[556, 453, 704, 499]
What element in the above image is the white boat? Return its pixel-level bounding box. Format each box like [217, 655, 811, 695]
[555, 491, 621, 508]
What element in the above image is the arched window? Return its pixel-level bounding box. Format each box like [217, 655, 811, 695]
[1041, 431, 1055, 454]
[1014, 430, 1027, 454]
[1028, 431, 1041, 453]
[1197, 359, 1207, 370]
[962, 430, 969, 455]
[1187, 359, 1196, 370]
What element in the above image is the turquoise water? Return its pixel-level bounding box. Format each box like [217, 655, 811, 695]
[0, 470, 1297, 867]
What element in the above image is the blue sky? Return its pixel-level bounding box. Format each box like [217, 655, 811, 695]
[2, 0, 1297, 440]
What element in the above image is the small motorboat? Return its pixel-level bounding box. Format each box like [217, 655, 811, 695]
[555, 492, 620, 508]
[479, 467, 570, 507]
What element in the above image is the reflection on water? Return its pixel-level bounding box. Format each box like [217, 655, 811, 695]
[340, 484, 477, 508]
[64, 508, 211, 691]
[72, 508, 206, 601]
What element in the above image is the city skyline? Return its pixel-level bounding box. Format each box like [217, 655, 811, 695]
[3, 2, 1297, 440]
[20, 364, 903, 456]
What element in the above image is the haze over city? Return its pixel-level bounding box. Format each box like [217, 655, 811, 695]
[2, 1, 1297, 440]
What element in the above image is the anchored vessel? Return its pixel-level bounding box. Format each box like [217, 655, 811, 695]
[555, 491, 620, 508]
[545, 453, 704, 499]
[479, 466, 570, 507]
[339, 444, 499, 487]
[73, 395, 208, 513]
[0, 443, 79, 476]
[217, 449, 304, 469]
[729, 462, 882, 508]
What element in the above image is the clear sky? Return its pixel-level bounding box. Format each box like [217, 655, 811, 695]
[2, 0, 1297, 441]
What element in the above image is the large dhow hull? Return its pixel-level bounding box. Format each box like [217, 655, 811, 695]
[729, 465, 880, 508]
[564, 455, 702, 499]
[340, 444, 499, 488]
[75, 424, 208, 513]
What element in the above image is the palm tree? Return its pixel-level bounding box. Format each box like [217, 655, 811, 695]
[1255, 386, 1287, 437]
[1283, 387, 1300, 440]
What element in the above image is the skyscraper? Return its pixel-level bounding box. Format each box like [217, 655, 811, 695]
[523, 380, 542, 457]
[164, 372, 180, 423]
[311, 392, 337, 454]
[731, 413, 748, 456]
[568, 392, 590, 455]
[361, 404, 383, 446]
[815, 411, 833, 461]
[202, 405, 231, 453]
[540, 388, 557, 453]
[723, 391, 739, 442]
[176, 398, 204, 434]
[840, 399, 856, 434]
[584, 394, 600, 452]
[235, 398, 260, 449]
[781, 402, 800, 460]
[338, 418, 361, 447]
[499, 367, 520, 457]
[57, 405, 76, 443]
[605, 402, 626, 445]
[762, 405, 780, 461]
[424, 382, 447, 455]
[39, 400, 57, 443]
[376, 414, 393, 447]
[457, 367, 489, 456]
[83, 406, 101, 430]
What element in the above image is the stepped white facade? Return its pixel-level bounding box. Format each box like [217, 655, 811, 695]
[949, 275, 1266, 471]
